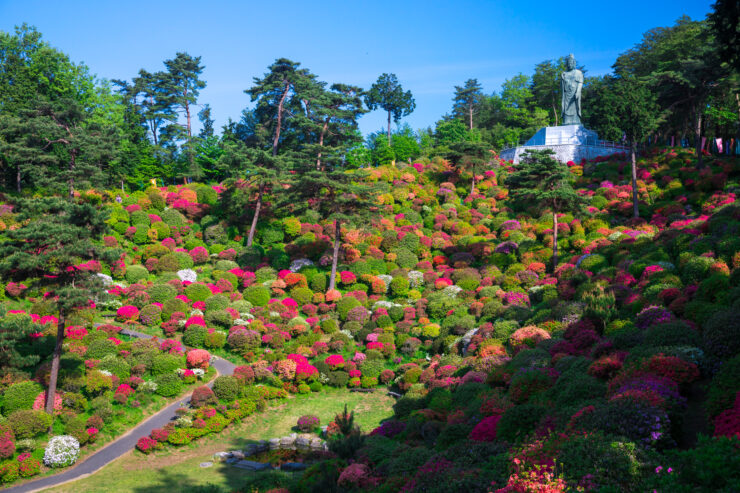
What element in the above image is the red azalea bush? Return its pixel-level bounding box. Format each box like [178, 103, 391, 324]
[116, 305, 140, 322]
[186, 349, 211, 369]
[469, 415, 502, 441]
[136, 436, 159, 454]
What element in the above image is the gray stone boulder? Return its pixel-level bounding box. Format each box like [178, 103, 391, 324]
[233, 460, 272, 471]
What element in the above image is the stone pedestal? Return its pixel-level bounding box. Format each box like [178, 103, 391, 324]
[500, 125, 627, 164]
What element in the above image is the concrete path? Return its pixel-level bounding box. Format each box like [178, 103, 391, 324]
[4, 328, 237, 493]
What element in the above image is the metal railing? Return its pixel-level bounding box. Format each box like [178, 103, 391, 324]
[501, 139, 630, 153]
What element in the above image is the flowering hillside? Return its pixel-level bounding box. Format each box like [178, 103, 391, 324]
[0, 147, 738, 491]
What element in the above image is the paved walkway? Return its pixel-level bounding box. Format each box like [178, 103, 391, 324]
[5, 328, 237, 493]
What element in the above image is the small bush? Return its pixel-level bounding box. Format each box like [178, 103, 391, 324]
[9, 410, 53, 439]
[155, 373, 183, 397]
[2, 381, 42, 414]
[212, 376, 239, 401]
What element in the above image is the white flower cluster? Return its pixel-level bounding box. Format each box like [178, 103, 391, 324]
[377, 275, 393, 292]
[99, 370, 113, 377]
[96, 273, 115, 286]
[372, 300, 401, 310]
[139, 381, 158, 393]
[407, 270, 424, 288]
[442, 285, 463, 298]
[290, 258, 314, 273]
[43, 435, 80, 468]
[175, 416, 192, 428]
[177, 269, 197, 282]
[190, 309, 204, 316]
[608, 232, 623, 241]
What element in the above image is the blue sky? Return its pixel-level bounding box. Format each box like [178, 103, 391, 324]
[0, 0, 714, 137]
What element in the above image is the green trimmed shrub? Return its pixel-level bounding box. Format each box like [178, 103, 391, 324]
[148, 283, 177, 304]
[244, 286, 270, 307]
[155, 373, 182, 397]
[185, 283, 211, 303]
[8, 410, 52, 439]
[205, 294, 229, 312]
[151, 354, 183, 375]
[183, 325, 208, 347]
[337, 296, 361, 321]
[212, 376, 239, 401]
[2, 381, 42, 414]
[390, 277, 410, 297]
[125, 265, 149, 284]
[85, 339, 118, 360]
[98, 355, 131, 380]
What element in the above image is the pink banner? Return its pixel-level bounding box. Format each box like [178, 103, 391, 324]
[716, 138, 723, 153]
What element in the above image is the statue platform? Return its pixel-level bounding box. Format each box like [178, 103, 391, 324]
[500, 125, 628, 164]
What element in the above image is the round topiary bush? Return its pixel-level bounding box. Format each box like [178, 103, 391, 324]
[43, 435, 80, 468]
[212, 376, 239, 401]
[151, 353, 183, 375]
[205, 310, 231, 328]
[2, 381, 42, 414]
[390, 277, 410, 297]
[148, 283, 177, 304]
[244, 286, 270, 307]
[190, 386, 217, 408]
[98, 355, 131, 380]
[205, 294, 229, 312]
[183, 325, 208, 347]
[125, 264, 149, 284]
[703, 310, 740, 359]
[9, 410, 53, 439]
[154, 373, 183, 397]
[297, 415, 320, 432]
[337, 296, 361, 321]
[139, 304, 162, 326]
[496, 404, 546, 442]
[185, 283, 212, 303]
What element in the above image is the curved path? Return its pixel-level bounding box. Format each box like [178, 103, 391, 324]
[5, 329, 237, 493]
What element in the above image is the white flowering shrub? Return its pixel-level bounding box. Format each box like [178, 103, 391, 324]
[44, 435, 80, 468]
[441, 285, 463, 298]
[138, 381, 158, 393]
[407, 270, 424, 288]
[177, 269, 197, 282]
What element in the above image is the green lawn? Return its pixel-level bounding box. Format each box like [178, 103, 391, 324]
[43, 388, 395, 493]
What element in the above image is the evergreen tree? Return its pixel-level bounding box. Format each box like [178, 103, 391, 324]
[365, 73, 416, 145]
[531, 58, 567, 126]
[246, 58, 316, 156]
[0, 198, 119, 415]
[0, 310, 43, 370]
[446, 140, 492, 197]
[281, 168, 386, 291]
[505, 149, 585, 272]
[219, 143, 289, 247]
[600, 74, 661, 218]
[452, 79, 483, 130]
[198, 104, 215, 138]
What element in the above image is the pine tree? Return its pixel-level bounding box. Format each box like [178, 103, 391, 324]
[365, 73, 416, 146]
[281, 168, 386, 291]
[452, 79, 483, 130]
[601, 74, 661, 218]
[505, 149, 586, 272]
[218, 143, 289, 247]
[0, 197, 119, 415]
[246, 58, 317, 156]
[0, 310, 43, 370]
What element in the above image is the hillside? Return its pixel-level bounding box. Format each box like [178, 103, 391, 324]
[0, 146, 737, 492]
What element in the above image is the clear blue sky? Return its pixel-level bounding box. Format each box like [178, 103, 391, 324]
[0, 0, 714, 137]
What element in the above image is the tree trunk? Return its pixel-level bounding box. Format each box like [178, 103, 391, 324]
[631, 142, 639, 218]
[316, 119, 329, 171]
[45, 310, 65, 422]
[387, 110, 392, 146]
[468, 102, 473, 130]
[68, 150, 76, 201]
[552, 94, 559, 126]
[121, 179, 125, 192]
[552, 211, 558, 273]
[16, 168, 21, 194]
[247, 183, 263, 247]
[328, 218, 341, 292]
[471, 174, 476, 197]
[273, 81, 291, 156]
[184, 87, 191, 139]
[695, 110, 704, 169]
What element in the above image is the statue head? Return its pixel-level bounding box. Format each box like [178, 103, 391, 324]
[566, 54, 576, 70]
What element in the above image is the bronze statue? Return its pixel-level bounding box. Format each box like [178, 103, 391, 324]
[561, 54, 583, 125]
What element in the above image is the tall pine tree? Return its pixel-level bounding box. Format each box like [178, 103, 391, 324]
[505, 150, 585, 272]
[0, 198, 119, 415]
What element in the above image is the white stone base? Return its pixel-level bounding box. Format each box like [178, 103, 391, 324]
[500, 143, 625, 164]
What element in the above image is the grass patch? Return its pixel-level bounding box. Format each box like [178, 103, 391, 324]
[42, 388, 395, 492]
